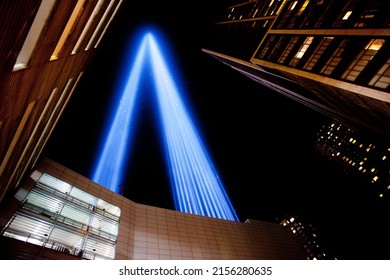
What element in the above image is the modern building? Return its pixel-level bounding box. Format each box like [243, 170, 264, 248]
[0, 0, 124, 204]
[315, 120, 390, 198]
[0, 157, 306, 260]
[203, 0, 390, 144]
[280, 216, 333, 260]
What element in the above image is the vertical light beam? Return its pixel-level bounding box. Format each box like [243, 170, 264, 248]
[90, 35, 148, 193]
[90, 30, 238, 222]
[147, 33, 239, 221]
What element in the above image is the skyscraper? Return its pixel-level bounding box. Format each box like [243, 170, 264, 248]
[0, 0, 124, 203]
[315, 120, 390, 198]
[203, 0, 390, 144]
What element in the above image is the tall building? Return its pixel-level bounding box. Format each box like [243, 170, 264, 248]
[0, 0, 123, 204]
[203, 0, 390, 144]
[315, 120, 390, 198]
[280, 216, 333, 260]
[0, 157, 306, 260]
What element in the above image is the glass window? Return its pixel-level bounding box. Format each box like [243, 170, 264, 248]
[24, 188, 64, 214]
[84, 236, 116, 260]
[2, 173, 120, 259]
[38, 173, 72, 193]
[320, 39, 347, 75]
[13, 0, 57, 70]
[72, 0, 106, 54]
[290, 36, 314, 67]
[304, 37, 333, 71]
[97, 198, 121, 218]
[3, 213, 52, 246]
[60, 204, 92, 225]
[342, 39, 385, 82]
[93, 0, 124, 48]
[91, 213, 119, 238]
[69, 186, 97, 206]
[48, 226, 85, 252]
[50, 0, 87, 60]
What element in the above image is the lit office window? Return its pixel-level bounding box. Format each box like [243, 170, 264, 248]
[72, 0, 106, 54]
[342, 11, 353, 20]
[369, 58, 390, 89]
[50, 0, 87, 60]
[13, 0, 57, 70]
[342, 39, 385, 82]
[1, 173, 120, 260]
[85, 0, 123, 50]
[320, 39, 348, 76]
[297, 0, 310, 16]
[290, 1, 298, 10]
[304, 37, 333, 71]
[290, 36, 314, 67]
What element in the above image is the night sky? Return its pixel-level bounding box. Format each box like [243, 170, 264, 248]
[43, 1, 389, 260]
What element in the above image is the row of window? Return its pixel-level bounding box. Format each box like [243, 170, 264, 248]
[316, 123, 389, 191]
[14, 0, 123, 71]
[225, 0, 389, 30]
[1, 173, 121, 259]
[256, 35, 390, 91]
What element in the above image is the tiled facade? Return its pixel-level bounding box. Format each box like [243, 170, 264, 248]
[0, 157, 306, 260]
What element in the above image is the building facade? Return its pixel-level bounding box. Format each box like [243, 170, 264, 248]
[280, 216, 333, 260]
[203, 0, 390, 143]
[0, 0, 123, 204]
[0, 157, 306, 260]
[315, 120, 390, 198]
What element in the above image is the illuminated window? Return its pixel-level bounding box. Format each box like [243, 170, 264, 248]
[290, 36, 314, 67]
[320, 39, 347, 75]
[1, 173, 120, 260]
[342, 11, 352, 20]
[88, 0, 123, 50]
[290, 1, 298, 10]
[342, 39, 385, 82]
[71, 0, 106, 54]
[50, 0, 87, 61]
[297, 0, 310, 16]
[13, 0, 57, 70]
[304, 37, 333, 71]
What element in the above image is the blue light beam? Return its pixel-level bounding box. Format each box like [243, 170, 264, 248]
[90, 35, 148, 193]
[147, 33, 239, 221]
[90, 30, 238, 222]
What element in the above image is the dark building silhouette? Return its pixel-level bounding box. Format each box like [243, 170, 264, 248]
[315, 120, 389, 198]
[280, 216, 334, 260]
